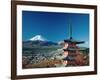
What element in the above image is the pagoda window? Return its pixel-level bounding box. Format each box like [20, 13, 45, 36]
[68, 43, 76, 47]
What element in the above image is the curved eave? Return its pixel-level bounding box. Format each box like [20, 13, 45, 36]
[63, 48, 86, 51]
[64, 40, 85, 44]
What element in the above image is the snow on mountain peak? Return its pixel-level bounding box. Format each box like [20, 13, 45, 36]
[29, 35, 47, 41]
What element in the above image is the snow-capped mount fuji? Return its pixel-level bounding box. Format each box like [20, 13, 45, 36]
[29, 35, 47, 41]
[22, 35, 58, 47]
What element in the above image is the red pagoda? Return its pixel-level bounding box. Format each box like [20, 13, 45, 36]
[62, 23, 86, 66]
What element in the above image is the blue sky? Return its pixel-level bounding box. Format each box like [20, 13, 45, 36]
[22, 11, 89, 47]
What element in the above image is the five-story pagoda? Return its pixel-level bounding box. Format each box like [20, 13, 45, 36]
[62, 23, 86, 66]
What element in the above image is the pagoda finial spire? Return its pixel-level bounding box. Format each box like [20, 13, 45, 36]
[69, 21, 72, 39]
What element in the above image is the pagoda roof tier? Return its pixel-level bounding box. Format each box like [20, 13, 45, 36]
[63, 47, 86, 51]
[63, 56, 75, 61]
[64, 38, 85, 44]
